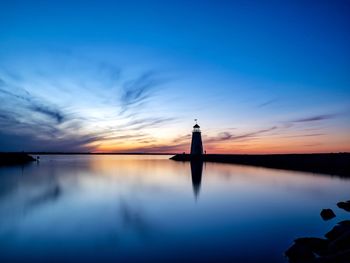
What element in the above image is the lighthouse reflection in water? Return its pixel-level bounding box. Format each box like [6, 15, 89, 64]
[190, 160, 203, 198]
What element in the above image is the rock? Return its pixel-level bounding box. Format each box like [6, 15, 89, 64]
[285, 199, 350, 263]
[325, 220, 350, 241]
[328, 230, 350, 253]
[285, 241, 316, 262]
[315, 249, 350, 263]
[294, 237, 329, 256]
[320, 209, 336, 220]
[337, 201, 350, 212]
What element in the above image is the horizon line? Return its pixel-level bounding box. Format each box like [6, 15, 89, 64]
[1, 152, 349, 155]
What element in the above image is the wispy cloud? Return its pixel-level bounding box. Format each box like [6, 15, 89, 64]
[51, 48, 122, 89]
[0, 77, 65, 124]
[125, 117, 176, 130]
[28, 104, 64, 124]
[0, 60, 176, 152]
[282, 133, 325, 138]
[257, 98, 277, 108]
[0, 75, 95, 151]
[120, 71, 165, 113]
[303, 143, 323, 147]
[289, 114, 336, 123]
[172, 134, 191, 144]
[205, 126, 278, 143]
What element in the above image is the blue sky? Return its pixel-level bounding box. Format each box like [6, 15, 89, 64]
[0, 0, 349, 153]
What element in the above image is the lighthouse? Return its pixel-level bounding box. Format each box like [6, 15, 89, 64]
[190, 119, 203, 156]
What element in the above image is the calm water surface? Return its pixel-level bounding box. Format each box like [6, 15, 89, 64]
[0, 155, 349, 263]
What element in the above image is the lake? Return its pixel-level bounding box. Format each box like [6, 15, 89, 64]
[0, 155, 349, 263]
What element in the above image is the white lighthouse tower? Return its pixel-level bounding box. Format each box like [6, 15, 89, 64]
[190, 119, 203, 156]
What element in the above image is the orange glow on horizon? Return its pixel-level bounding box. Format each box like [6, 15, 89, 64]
[91, 136, 350, 154]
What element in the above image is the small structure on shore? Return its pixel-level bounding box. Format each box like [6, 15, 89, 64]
[0, 153, 36, 166]
[190, 119, 203, 156]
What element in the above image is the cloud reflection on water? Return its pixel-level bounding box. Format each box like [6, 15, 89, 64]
[0, 155, 350, 262]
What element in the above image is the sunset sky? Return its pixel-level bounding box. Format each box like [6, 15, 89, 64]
[0, 0, 349, 153]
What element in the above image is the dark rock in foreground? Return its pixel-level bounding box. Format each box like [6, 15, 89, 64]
[316, 250, 350, 263]
[325, 221, 350, 241]
[285, 241, 317, 263]
[170, 153, 350, 177]
[337, 201, 350, 212]
[286, 210, 350, 263]
[320, 209, 336, 221]
[0, 153, 36, 166]
[328, 230, 350, 254]
[294, 238, 329, 256]
[285, 237, 329, 262]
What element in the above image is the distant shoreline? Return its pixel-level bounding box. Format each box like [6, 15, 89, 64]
[170, 153, 350, 177]
[0, 152, 176, 155]
[1, 152, 349, 177]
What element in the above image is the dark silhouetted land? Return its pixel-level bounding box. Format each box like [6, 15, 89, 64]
[0, 153, 36, 166]
[25, 152, 174, 155]
[170, 153, 350, 177]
